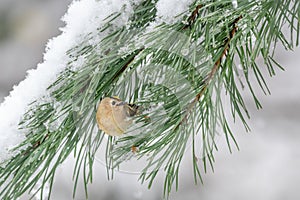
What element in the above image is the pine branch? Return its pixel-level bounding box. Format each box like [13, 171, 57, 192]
[178, 15, 242, 129]
[0, 1, 299, 200]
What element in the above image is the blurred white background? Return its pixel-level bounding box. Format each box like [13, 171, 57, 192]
[0, 1, 300, 200]
[0, 0, 72, 101]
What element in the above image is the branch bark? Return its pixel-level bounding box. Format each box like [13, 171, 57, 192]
[182, 4, 203, 30]
[176, 15, 242, 129]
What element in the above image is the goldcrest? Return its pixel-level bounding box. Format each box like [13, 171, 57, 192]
[96, 97, 139, 136]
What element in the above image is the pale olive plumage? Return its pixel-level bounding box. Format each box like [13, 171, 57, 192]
[96, 97, 138, 136]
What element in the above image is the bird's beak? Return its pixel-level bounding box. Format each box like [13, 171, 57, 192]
[116, 101, 126, 106]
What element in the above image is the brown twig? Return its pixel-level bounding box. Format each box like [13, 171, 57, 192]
[182, 4, 203, 30]
[22, 133, 49, 156]
[175, 15, 242, 129]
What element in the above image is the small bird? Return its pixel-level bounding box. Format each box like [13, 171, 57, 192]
[96, 97, 140, 136]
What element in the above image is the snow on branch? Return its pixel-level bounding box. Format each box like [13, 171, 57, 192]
[0, 0, 150, 162]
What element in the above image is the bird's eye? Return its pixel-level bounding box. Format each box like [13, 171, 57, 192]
[111, 101, 116, 105]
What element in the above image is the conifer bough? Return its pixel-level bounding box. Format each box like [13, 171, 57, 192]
[0, 0, 299, 199]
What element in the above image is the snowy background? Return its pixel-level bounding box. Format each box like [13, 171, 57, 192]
[0, 0, 300, 200]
